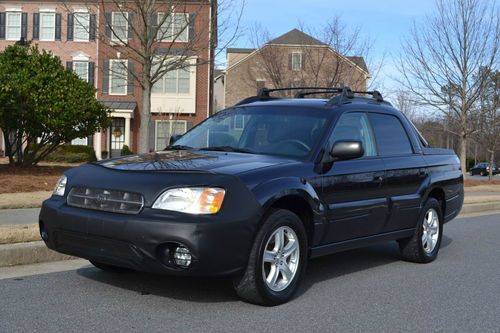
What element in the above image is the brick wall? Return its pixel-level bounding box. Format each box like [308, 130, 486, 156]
[225, 45, 369, 108]
[0, 2, 98, 67]
[0, 1, 213, 154]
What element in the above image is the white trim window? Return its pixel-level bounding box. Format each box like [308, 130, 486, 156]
[74, 12, 90, 41]
[153, 66, 190, 94]
[71, 137, 88, 146]
[157, 13, 189, 42]
[111, 12, 128, 42]
[291, 52, 302, 71]
[109, 59, 128, 95]
[6, 12, 22, 40]
[73, 61, 89, 82]
[155, 120, 187, 151]
[40, 12, 56, 41]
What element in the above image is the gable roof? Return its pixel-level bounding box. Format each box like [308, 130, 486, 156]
[267, 28, 325, 46]
[347, 56, 368, 73]
[227, 48, 256, 54]
[226, 29, 369, 76]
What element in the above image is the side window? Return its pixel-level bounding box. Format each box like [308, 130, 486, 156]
[369, 113, 413, 156]
[328, 112, 377, 157]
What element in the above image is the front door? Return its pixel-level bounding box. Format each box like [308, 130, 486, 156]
[320, 112, 388, 244]
[109, 118, 125, 158]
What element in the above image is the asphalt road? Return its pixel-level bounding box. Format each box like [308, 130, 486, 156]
[1, 213, 499, 332]
[465, 174, 500, 181]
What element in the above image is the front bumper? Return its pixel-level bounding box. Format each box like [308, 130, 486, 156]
[40, 196, 262, 276]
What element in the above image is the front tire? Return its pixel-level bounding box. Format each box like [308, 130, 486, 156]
[398, 198, 443, 263]
[233, 209, 307, 306]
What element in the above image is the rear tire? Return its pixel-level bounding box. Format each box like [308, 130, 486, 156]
[233, 209, 307, 306]
[398, 198, 443, 263]
[90, 260, 132, 273]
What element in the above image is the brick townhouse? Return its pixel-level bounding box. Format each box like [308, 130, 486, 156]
[0, 0, 214, 159]
[218, 29, 370, 109]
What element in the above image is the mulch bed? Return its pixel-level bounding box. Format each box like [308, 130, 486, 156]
[463, 179, 500, 187]
[0, 165, 70, 194]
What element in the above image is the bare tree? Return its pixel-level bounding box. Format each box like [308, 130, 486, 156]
[245, 17, 376, 96]
[393, 89, 419, 121]
[472, 70, 500, 179]
[63, 0, 243, 153]
[397, 0, 499, 175]
[300, 18, 382, 90]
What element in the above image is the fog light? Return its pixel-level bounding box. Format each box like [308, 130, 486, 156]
[173, 246, 192, 267]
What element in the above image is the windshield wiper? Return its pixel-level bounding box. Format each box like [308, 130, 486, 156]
[199, 146, 255, 154]
[165, 145, 193, 150]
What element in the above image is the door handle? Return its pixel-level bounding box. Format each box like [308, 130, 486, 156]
[373, 176, 383, 183]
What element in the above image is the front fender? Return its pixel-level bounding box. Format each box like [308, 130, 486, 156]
[251, 177, 324, 216]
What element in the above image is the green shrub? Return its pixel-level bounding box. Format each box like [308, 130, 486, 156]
[120, 145, 133, 156]
[42, 145, 97, 163]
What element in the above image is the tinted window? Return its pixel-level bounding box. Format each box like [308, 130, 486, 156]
[369, 113, 413, 156]
[328, 112, 377, 157]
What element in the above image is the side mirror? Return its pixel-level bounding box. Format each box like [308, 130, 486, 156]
[330, 140, 364, 161]
[169, 134, 183, 145]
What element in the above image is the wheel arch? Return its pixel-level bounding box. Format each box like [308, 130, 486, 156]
[426, 187, 446, 218]
[267, 195, 315, 247]
[252, 178, 324, 249]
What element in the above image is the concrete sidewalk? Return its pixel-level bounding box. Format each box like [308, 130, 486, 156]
[0, 208, 40, 225]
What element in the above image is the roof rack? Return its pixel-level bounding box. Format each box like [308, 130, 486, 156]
[326, 88, 384, 106]
[234, 86, 385, 106]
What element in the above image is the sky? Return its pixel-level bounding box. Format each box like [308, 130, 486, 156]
[218, 0, 438, 92]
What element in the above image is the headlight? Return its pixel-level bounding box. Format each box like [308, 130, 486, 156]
[152, 187, 225, 214]
[53, 175, 67, 196]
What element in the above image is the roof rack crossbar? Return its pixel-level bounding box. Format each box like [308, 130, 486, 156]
[351, 90, 384, 102]
[236, 86, 385, 106]
[294, 89, 344, 98]
[258, 86, 343, 98]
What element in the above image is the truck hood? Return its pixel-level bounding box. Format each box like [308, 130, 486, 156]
[96, 150, 293, 175]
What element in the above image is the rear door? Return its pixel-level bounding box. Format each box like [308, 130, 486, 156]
[320, 112, 388, 244]
[368, 113, 427, 232]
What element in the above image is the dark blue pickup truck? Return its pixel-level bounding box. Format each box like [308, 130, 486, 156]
[40, 87, 463, 305]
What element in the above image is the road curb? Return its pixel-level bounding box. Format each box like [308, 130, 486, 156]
[459, 202, 500, 215]
[0, 241, 75, 267]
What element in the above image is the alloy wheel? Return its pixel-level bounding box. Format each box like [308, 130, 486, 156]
[262, 226, 300, 292]
[422, 208, 440, 253]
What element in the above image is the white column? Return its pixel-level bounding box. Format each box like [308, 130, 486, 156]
[0, 129, 5, 156]
[94, 131, 102, 160]
[124, 116, 131, 147]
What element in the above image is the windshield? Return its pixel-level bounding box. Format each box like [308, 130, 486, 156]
[173, 106, 329, 158]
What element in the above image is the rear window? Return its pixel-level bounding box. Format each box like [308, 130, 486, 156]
[369, 113, 413, 156]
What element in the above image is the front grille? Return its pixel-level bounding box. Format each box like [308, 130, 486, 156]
[67, 187, 144, 214]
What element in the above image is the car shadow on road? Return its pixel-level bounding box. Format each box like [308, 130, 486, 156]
[297, 235, 453, 297]
[76, 236, 452, 303]
[76, 267, 237, 303]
